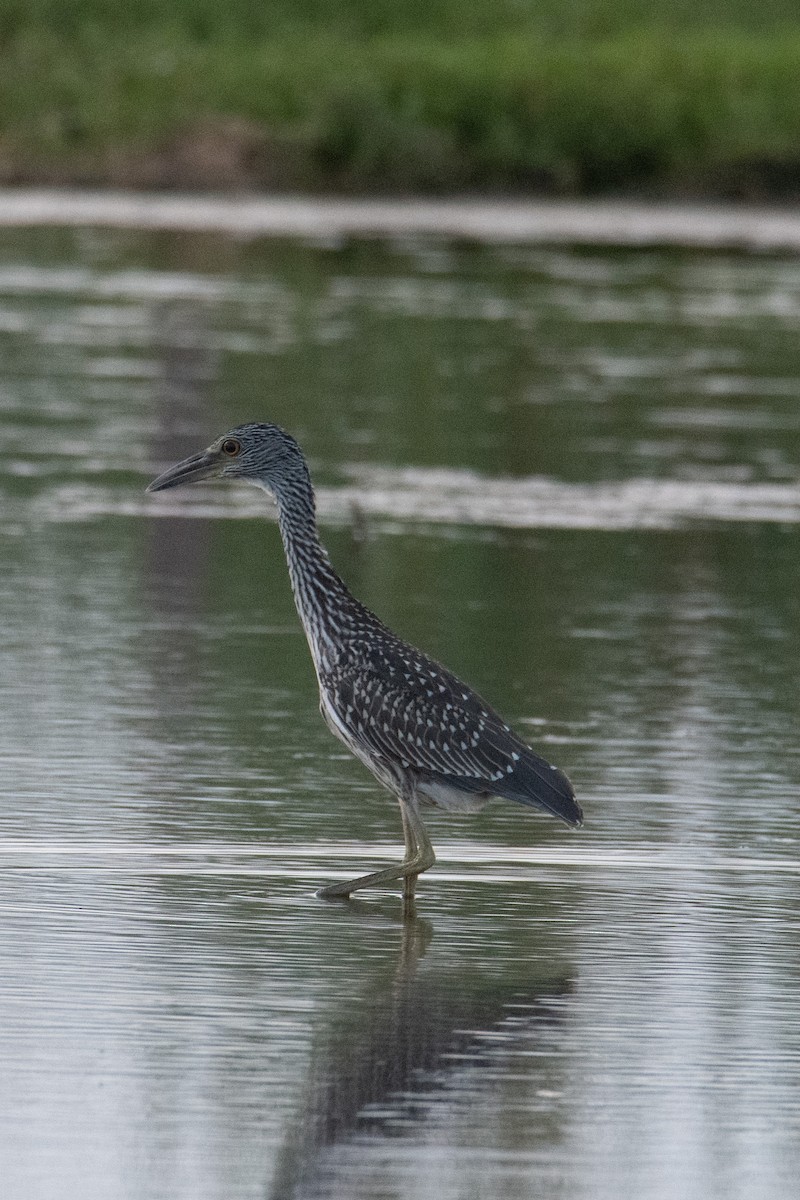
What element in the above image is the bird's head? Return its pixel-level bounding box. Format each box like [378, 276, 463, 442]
[146, 422, 309, 496]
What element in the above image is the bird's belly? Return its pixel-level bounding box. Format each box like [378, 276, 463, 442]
[318, 691, 358, 754]
[318, 688, 490, 811]
[416, 778, 491, 814]
[317, 689, 395, 785]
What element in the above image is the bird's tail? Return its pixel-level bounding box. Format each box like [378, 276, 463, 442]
[496, 750, 583, 826]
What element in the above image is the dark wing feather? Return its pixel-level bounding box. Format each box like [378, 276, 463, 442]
[321, 635, 582, 827]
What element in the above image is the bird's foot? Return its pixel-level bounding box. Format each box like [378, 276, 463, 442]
[316, 847, 434, 915]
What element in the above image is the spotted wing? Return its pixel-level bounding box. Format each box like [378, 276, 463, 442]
[322, 640, 581, 826]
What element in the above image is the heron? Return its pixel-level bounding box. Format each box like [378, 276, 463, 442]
[147, 423, 582, 915]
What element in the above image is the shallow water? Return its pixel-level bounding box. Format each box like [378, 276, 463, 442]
[1, 223, 799, 1199]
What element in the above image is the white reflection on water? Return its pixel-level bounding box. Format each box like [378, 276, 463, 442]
[2, 840, 800, 877]
[19, 470, 800, 531]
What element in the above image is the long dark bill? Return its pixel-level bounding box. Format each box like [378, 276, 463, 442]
[146, 451, 219, 493]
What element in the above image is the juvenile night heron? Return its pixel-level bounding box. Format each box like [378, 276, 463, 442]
[147, 423, 582, 914]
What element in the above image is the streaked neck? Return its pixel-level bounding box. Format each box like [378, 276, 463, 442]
[260, 475, 354, 672]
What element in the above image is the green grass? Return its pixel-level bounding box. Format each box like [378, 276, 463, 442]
[3, 0, 800, 41]
[1, 2, 800, 195]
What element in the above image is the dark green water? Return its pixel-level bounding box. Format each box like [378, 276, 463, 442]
[1, 225, 799, 1199]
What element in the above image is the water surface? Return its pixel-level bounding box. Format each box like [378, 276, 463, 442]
[1, 223, 799, 1199]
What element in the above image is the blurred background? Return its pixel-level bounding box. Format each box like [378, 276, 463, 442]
[0, 0, 799, 196]
[1, 5, 800, 1200]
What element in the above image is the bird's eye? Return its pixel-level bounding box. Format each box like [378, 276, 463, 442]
[221, 438, 241, 457]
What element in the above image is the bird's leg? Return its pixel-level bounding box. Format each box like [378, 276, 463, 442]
[317, 792, 435, 911]
[400, 800, 418, 918]
[400, 795, 433, 919]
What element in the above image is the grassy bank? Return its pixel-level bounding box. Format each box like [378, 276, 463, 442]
[1, 2, 800, 196]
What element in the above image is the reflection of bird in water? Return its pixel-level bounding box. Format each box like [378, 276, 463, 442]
[265, 915, 573, 1200]
[147, 423, 582, 914]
